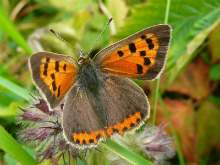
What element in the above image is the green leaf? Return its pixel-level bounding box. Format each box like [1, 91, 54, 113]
[0, 9, 33, 55]
[210, 64, 220, 81]
[167, 17, 220, 85]
[0, 76, 31, 101]
[101, 138, 153, 165]
[0, 125, 38, 165]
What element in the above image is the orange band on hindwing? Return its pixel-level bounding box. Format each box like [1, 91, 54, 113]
[72, 130, 106, 145]
[71, 111, 145, 146]
[106, 111, 145, 136]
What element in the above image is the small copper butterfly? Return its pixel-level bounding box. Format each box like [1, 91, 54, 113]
[29, 18, 171, 148]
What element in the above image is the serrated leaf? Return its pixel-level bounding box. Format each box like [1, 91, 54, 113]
[168, 17, 220, 85]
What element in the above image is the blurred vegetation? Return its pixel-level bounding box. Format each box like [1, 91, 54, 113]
[0, 0, 220, 164]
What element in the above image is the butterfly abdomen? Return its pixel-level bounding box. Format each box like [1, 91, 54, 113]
[78, 60, 108, 127]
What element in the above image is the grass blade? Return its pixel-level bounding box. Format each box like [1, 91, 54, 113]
[0, 76, 30, 101]
[0, 125, 38, 165]
[0, 9, 33, 55]
[101, 138, 154, 165]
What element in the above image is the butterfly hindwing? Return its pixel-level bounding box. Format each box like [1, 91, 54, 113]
[62, 85, 106, 147]
[100, 75, 149, 136]
[29, 52, 78, 109]
[93, 25, 171, 80]
[62, 73, 149, 147]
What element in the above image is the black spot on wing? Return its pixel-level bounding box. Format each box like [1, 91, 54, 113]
[137, 64, 143, 74]
[137, 118, 141, 123]
[140, 51, 146, 56]
[141, 35, 146, 39]
[146, 38, 154, 50]
[52, 81, 57, 91]
[83, 140, 86, 145]
[55, 61, 59, 72]
[148, 44, 154, 50]
[96, 134, 102, 140]
[122, 127, 128, 132]
[46, 58, 50, 62]
[63, 64, 67, 71]
[89, 139, 94, 143]
[146, 38, 152, 44]
[130, 123, 135, 127]
[144, 58, 151, 65]
[112, 128, 119, 133]
[43, 63, 48, 76]
[129, 43, 136, 53]
[117, 50, 124, 57]
[76, 139, 80, 144]
[57, 85, 61, 97]
[51, 73, 55, 80]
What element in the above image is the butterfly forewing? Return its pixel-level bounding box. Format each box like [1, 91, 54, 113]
[29, 52, 78, 109]
[93, 25, 171, 80]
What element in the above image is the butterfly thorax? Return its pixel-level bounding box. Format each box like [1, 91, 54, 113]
[78, 57, 103, 94]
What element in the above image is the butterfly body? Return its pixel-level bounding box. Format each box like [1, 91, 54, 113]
[29, 24, 171, 148]
[77, 57, 109, 128]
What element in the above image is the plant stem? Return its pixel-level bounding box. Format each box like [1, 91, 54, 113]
[152, 0, 171, 125]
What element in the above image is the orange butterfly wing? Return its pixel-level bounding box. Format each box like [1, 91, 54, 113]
[29, 52, 78, 109]
[93, 25, 171, 80]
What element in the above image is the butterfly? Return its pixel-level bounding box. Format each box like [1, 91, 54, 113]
[29, 21, 171, 148]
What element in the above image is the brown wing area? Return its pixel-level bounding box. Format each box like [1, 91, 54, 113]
[93, 25, 171, 80]
[100, 75, 150, 137]
[29, 52, 78, 109]
[62, 85, 106, 148]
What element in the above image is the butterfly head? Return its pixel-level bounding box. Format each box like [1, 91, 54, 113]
[78, 50, 90, 65]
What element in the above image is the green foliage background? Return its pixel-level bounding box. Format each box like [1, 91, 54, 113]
[0, 0, 220, 164]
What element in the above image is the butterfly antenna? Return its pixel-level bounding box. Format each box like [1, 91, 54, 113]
[87, 18, 113, 55]
[49, 29, 81, 55]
